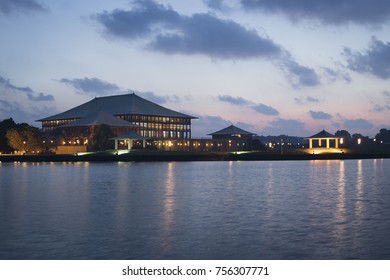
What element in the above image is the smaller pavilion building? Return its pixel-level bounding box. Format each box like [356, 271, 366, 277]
[305, 130, 341, 153]
[208, 125, 255, 140]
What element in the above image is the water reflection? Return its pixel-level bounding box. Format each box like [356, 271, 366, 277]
[335, 161, 346, 232]
[265, 163, 274, 219]
[1, 160, 390, 260]
[161, 162, 175, 254]
[355, 160, 363, 222]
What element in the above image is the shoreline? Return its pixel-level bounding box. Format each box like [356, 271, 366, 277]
[1, 150, 390, 163]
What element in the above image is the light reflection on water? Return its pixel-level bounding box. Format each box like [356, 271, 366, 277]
[0, 159, 390, 260]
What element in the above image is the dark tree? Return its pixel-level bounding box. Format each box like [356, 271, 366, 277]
[90, 124, 115, 151]
[351, 133, 370, 146]
[0, 118, 17, 152]
[375, 128, 390, 143]
[335, 130, 352, 145]
[6, 123, 42, 152]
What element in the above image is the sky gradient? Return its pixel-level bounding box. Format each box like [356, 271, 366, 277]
[1, 0, 389, 137]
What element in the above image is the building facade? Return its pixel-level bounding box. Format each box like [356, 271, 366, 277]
[38, 93, 195, 139]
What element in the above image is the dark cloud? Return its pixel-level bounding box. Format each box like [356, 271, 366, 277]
[295, 96, 320, 104]
[218, 94, 279, 115]
[0, 75, 54, 102]
[309, 110, 332, 120]
[344, 37, 390, 79]
[96, 0, 281, 59]
[203, 0, 230, 12]
[148, 15, 280, 59]
[322, 67, 351, 83]
[278, 58, 320, 87]
[0, 0, 45, 15]
[251, 103, 279, 115]
[344, 118, 374, 130]
[191, 114, 232, 137]
[218, 95, 251, 105]
[95, 0, 319, 87]
[240, 0, 390, 25]
[59, 77, 121, 96]
[27, 92, 54, 102]
[136, 90, 179, 104]
[0, 98, 56, 124]
[372, 104, 390, 112]
[95, 0, 180, 39]
[307, 96, 319, 103]
[262, 117, 308, 136]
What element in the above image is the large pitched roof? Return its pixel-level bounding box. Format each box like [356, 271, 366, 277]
[38, 93, 195, 121]
[308, 129, 336, 138]
[110, 131, 145, 140]
[208, 125, 255, 136]
[59, 111, 139, 128]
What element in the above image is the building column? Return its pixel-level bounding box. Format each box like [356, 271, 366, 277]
[309, 139, 313, 149]
[127, 139, 132, 150]
[335, 138, 339, 149]
[115, 140, 118, 150]
[142, 139, 146, 148]
[318, 139, 322, 147]
[326, 138, 330, 148]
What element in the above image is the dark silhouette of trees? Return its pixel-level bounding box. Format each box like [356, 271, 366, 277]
[375, 128, 390, 143]
[6, 123, 42, 153]
[351, 133, 370, 146]
[0, 118, 17, 152]
[90, 124, 115, 151]
[335, 130, 352, 146]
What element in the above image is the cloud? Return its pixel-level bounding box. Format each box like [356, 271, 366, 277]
[136, 90, 180, 104]
[0, 75, 54, 102]
[294, 96, 320, 104]
[96, 0, 281, 59]
[0, 0, 45, 15]
[95, 0, 180, 39]
[27, 92, 54, 102]
[240, 0, 390, 26]
[0, 75, 55, 124]
[371, 90, 390, 112]
[372, 104, 390, 112]
[218, 94, 279, 115]
[278, 58, 320, 87]
[251, 103, 279, 115]
[191, 114, 232, 137]
[94, 0, 319, 88]
[203, 0, 230, 12]
[218, 95, 251, 106]
[344, 118, 374, 130]
[309, 110, 332, 120]
[307, 96, 319, 103]
[59, 77, 121, 96]
[58, 76, 180, 104]
[344, 37, 390, 79]
[262, 118, 308, 136]
[322, 67, 351, 83]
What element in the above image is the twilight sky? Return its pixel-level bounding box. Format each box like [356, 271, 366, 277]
[1, 0, 389, 137]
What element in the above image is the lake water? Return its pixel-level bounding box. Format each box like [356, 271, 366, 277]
[0, 159, 389, 260]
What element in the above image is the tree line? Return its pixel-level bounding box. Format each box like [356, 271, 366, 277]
[0, 118, 115, 153]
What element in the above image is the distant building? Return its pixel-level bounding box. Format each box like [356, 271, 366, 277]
[208, 125, 255, 140]
[305, 130, 342, 154]
[37, 94, 261, 153]
[38, 93, 196, 139]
